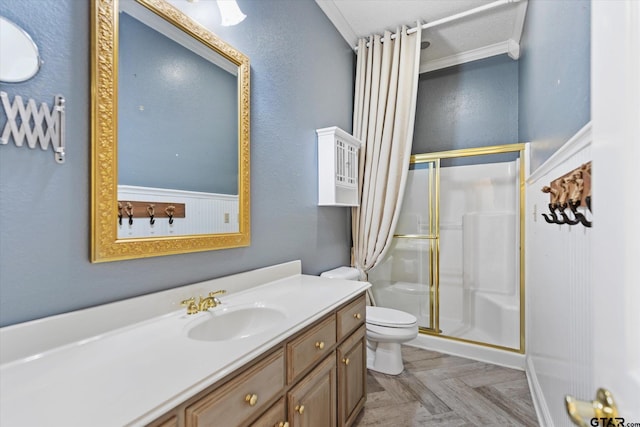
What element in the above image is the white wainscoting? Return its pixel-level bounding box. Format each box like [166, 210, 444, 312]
[117, 185, 239, 238]
[525, 123, 593, 427]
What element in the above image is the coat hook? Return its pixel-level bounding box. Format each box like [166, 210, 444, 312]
[568, 199, 592, 228]
[542, 203, 560, 224]
[559, 202, 580, 225]
[125, 202, 134, 225]
[552, 203, 566, 225]
[165, 205, 175, 225]
[541, 186, 563, 224]
[147, 204, 155, 225]
[118, 202, 123, 226]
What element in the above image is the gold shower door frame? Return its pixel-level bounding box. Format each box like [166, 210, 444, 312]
[395, 143, 526, 353]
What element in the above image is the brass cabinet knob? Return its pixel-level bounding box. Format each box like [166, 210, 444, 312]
[245, 393, 258, 406]
[342, 357, 350, 366]
[276, 423, 289, 427]
[353, 313, 362, 320]
[295, 404, 305, 414]
[315, 341, 325, 350]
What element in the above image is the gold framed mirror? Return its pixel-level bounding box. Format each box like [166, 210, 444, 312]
[91, 0, 250, 262]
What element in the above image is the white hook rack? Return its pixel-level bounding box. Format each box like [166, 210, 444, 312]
[0, 91, 66, 164]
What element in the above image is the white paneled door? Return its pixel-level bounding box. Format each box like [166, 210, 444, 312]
[587, 0, 640, 424]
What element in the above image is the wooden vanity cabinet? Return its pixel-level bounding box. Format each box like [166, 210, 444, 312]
[147, 293, 366, 427]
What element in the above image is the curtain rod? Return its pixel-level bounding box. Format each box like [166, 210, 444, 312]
[354, 0, 521, 50]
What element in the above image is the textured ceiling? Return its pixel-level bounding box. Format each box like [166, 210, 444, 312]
[314, 0, 528, 73]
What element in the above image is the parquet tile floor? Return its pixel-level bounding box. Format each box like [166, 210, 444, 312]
[353, 345, 539, 426]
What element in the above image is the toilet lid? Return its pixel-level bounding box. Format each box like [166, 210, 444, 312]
[366, 306, 417, 327]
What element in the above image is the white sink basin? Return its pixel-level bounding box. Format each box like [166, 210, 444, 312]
[186, 304, 287, 342]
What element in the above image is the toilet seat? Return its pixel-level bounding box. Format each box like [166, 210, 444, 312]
[366, 306, 417, 328]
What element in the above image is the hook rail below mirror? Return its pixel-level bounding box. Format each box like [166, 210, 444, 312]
[117, 201, 185, 219]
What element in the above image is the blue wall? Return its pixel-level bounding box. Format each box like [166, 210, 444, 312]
[118, 12, 238, 194]
[0, 0, 354, 326]
[412, 54, 519, 166]
[518, 0, 591, 171]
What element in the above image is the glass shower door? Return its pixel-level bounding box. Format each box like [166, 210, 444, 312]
[368, 144, 525, 352]
[368, 161, 438, 331]
[437, 154, 522, 350]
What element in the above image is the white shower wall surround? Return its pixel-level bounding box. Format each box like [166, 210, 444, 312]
[370, 159, 520, 350]
[117, 185, 239, 238]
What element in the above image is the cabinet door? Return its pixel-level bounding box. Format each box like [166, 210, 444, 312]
[288, 354, 336, 427]
[337, 326, 366, 427]
[250, 398, 287, 427]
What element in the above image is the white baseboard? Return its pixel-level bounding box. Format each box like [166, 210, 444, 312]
[526, 356, 554, 427]
[407, 333, 526, 370]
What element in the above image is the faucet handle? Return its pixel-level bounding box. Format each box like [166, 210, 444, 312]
[208, 290, 226, 306]
[181, 297, 199, 315]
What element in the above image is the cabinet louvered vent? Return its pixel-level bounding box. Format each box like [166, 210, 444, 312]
[316, 127, 362, 206]
[335, 137, 358, 187]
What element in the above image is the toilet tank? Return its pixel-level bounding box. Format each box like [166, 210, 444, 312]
[320, 266, 360, 281]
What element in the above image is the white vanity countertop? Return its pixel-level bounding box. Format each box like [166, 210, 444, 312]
[0, 271, 370, 427]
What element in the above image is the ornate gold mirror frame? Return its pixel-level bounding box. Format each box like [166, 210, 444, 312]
[90, 0, 250, 262]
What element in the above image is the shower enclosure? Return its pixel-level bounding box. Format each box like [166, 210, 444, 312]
[368, 144, 525, 352]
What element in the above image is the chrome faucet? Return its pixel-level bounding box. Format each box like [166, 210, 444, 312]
[181, 290, 226, 315]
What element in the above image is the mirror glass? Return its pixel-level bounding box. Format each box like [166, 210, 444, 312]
[0, 16, 41, 83]
[117, 0, 239, 238]
[91, 0, 250, 262]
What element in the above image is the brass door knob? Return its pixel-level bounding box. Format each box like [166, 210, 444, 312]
[295, 404, 305, 414]
[342, 357, 350, 366]
[245, 393, 258, 406]
[565, 388, 619, 427]
[315, 341, 325, 350]
[353, 313, 362, 320]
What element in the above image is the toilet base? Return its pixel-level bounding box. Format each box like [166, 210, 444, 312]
[366, 340, 405, 375]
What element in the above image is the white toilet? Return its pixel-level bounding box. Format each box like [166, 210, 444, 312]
[320, 267, 419, 375]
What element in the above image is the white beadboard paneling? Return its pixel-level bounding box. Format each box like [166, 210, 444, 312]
[117, 185, 239, 238]
[526, 125, 592, 427]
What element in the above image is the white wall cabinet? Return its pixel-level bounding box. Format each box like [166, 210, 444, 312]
[316, 127, 362, 207]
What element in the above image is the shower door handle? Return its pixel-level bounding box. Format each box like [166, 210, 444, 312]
[565, 388, 621, 426]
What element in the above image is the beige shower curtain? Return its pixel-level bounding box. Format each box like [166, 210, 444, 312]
[351, 25, 422, 295]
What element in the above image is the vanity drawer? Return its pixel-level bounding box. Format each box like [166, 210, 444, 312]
[185, 349, 284, 427]
[287, 315, 336, 383]
[336, 295, 366, 340]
